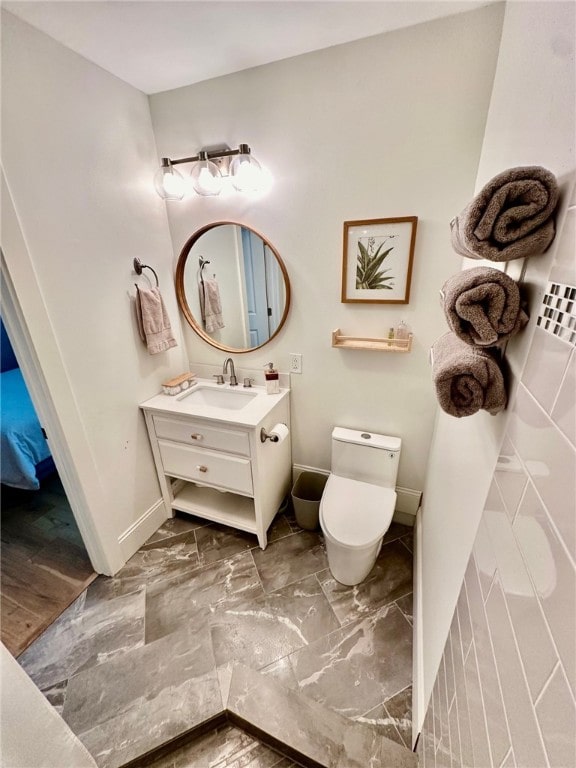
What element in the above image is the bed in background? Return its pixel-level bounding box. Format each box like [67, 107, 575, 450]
[1, 319, 55, 490]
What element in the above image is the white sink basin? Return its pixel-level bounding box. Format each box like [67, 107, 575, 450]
[181, 386, 257, 411]
[141, 377, 288, 428]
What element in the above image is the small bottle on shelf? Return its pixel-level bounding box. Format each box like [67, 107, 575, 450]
[395, 320, 409, 341]
[387, 327, 395, 347]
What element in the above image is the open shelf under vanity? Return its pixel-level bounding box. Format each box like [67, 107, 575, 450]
[170, 481, 258, 536]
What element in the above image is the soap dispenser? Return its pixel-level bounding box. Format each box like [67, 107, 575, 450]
[264, 363, 279, 394]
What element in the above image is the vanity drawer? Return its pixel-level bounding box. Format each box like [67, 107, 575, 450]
[153, 415, 250, 456]
[158, 440, 253, 495]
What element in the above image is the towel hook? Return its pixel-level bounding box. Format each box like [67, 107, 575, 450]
[133, 257, 159, 287]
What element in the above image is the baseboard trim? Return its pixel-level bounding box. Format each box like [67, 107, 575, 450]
[395, 487, 421, 518]
[118, 498, 167, 562]
[392, 509, 416, 527]
[292, 464, 420, 526]
[292, 463, 329, 482]
[412, 505, 425, 748]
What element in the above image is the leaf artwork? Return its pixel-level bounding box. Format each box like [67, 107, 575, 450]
[355, 236, 395, 290]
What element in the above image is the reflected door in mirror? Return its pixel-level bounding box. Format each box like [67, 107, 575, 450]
[242, 228, 286, 347]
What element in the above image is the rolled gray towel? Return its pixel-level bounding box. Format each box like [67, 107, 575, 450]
[441, 266, 528, 347]
[432, 332, 506, 417]
[450, 166, 559, 262]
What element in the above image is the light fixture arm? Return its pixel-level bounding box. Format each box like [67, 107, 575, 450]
[163, 143, 252, 168]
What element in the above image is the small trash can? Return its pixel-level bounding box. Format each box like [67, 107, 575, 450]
[291, 471, 328, 530]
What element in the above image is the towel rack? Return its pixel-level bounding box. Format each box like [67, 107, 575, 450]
[198, 256, 209, 285]
[133, 257, 159, 287]
[197, 256, 216, 284]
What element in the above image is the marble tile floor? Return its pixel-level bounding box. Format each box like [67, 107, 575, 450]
[18, 506, 415, 768]
[142, 721, 300, 768]
[134, 663, 417, 768]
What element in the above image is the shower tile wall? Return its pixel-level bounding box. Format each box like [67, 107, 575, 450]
[418, 195, 576, 768]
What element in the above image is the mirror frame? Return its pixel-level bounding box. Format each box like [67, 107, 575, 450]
[175, 221, 291, 354]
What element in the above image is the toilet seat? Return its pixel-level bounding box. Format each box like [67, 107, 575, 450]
[320, 474, 396, 548]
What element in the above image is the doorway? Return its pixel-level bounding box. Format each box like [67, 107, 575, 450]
[1, 476, 96, 655]
[2, 172, 116, 581]
[0, 318, 96, 655]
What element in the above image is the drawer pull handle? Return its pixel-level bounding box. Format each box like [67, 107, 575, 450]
[196, 465, 208, 473]
[190, 433, 203, 440]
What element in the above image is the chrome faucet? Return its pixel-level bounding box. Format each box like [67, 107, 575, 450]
[223, 357, 238, 386]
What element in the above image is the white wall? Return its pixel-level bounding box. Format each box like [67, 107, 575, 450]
[417, 0, 576, 734]
[149, 4, 505, 497]
[0, 643, 97, 768]
[1, 11, 187, 573]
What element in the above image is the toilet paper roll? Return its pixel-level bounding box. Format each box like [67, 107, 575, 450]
[269, 423, 289, 444]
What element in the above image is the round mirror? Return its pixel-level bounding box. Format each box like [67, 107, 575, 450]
[175, 222, 291, 353]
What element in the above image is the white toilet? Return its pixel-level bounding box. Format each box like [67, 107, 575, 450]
[319, 427, 401, 586]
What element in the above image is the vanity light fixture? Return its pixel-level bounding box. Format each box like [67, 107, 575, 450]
[229, 147, 263, 192]
[190, 151, 222, 196]
[154, 159, 186, 201]
[154, 143, 267, 200]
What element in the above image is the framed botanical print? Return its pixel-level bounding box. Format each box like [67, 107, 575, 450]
[341, 216, 418, 304]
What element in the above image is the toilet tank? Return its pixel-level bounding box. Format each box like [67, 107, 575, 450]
[331, 427, 401, 488]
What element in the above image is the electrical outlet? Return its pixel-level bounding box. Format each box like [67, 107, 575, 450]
[289, 353, 302, 374]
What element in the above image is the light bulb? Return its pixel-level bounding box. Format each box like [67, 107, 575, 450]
[190, 155, 222, 196]
[230, 152, 265, 192]
[154, 162, 185, 200]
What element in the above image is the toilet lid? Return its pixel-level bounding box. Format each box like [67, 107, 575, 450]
[321, 475, 396, 547]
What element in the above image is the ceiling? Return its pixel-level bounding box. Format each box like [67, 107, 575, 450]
[3, 1, 493, 94]
[2, 0, 493, 93]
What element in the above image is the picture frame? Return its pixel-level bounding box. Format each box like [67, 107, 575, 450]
[341, 216, 418, 304]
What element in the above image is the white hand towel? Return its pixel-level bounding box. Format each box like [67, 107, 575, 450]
[199, 277, 225, 333]
[135, 285, 177, 354]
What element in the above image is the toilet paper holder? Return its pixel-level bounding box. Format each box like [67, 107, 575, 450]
[260, 427, 280, 443]
[260, 423, 289, 443]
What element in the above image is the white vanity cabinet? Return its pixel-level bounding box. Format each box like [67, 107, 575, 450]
[140, 384, 291, 549]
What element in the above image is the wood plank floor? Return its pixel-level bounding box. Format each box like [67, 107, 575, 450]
[1, 473, 96, 656]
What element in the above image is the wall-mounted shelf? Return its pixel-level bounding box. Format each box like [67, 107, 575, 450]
[331, 328, 413, 352]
